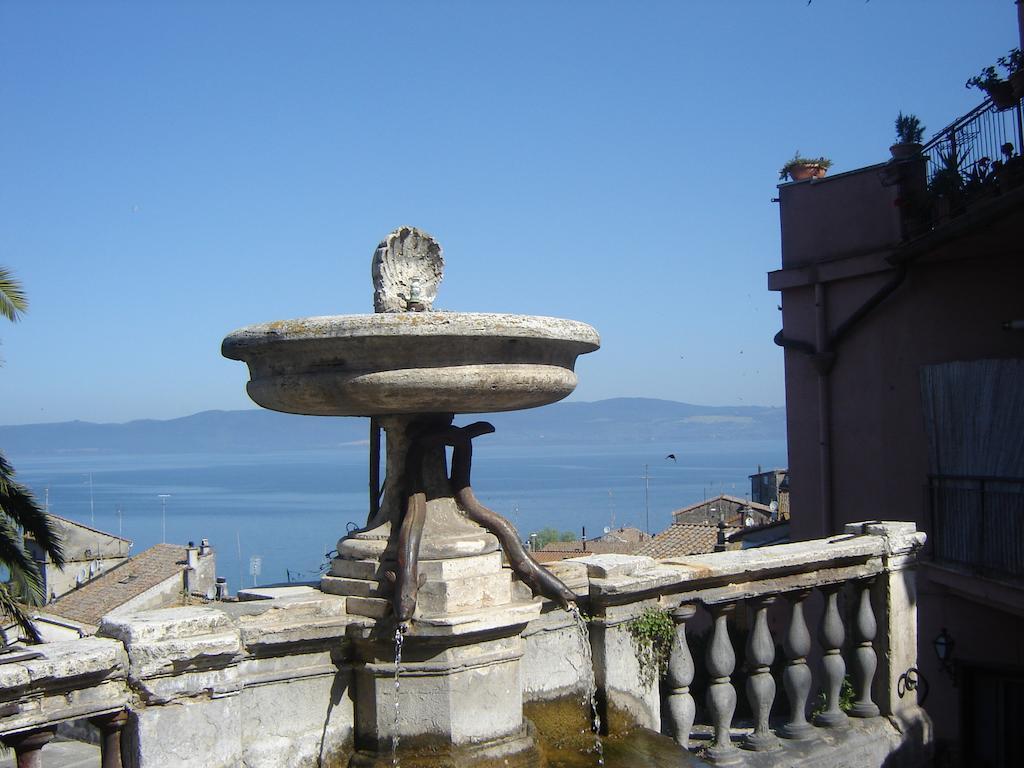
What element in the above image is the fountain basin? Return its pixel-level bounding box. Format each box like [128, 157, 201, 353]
[222, 312, 600, 416]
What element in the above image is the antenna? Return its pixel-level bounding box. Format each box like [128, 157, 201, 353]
[642, 464, 651, 535]
[157, 494, 171, 543]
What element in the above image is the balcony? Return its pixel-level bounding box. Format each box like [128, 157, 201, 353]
[922, 96, 1024, 216]
[928, 474, 1024, 581]
[924, 474, 1024, 621]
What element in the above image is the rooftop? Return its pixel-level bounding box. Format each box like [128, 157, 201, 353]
[635, 522, 740, 559]
[533, 537, 639, 564]
[45, 544, 188, 627]
[671, 494, 773, 525]
[25, 513, 131, 562]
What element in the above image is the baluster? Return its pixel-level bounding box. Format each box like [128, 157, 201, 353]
[0, 726, 57, 768]
[778, 588, 815, 740]
[705, 602, 740, 763]
[814, 583, 850, 728]
[90, 709, 129, 768]
[743, 595, 779, 751]
[666, 603, 697, 749]
[849, 578, 880, 718]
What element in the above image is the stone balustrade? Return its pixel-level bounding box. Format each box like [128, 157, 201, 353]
[556, 520, 933, 766]
[0, 521, 932, 767]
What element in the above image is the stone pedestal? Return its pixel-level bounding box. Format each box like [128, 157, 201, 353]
[345, 592, 542, 765]
[323, 414, 544, 764]
[322, 414, 501, 618]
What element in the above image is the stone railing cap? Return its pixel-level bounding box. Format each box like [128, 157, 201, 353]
[569, 554, 657, 579]
[98, 606, 235, 645]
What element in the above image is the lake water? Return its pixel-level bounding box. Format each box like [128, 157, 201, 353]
[10, 439, 787, 593]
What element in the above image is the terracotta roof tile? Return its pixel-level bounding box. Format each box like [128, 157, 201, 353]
[47, 544, 187, 627]
[532, 551, 577, 564]
[531, 538, 638, 563]
[671, 494, 773, 527]
[538, 541, 636, 555]
[635, 523, 740, 559]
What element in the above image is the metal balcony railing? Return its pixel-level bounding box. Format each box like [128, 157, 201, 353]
[921, 95, 1024, 195]
[928, 474, 1024, 580]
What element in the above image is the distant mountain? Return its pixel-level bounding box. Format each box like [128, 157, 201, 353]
[0, 398, 785, 456]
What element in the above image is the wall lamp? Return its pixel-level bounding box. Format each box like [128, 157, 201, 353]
[933, 627, 957, 685]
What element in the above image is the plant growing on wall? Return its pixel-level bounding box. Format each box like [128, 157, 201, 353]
[626, 606, 675, 688]
[811, 674, 856, 717]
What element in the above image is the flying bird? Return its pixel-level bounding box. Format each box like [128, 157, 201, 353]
[666, 454, 677, 461]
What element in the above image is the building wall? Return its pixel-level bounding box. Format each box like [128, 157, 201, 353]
[27, 516, 131, 601]
[44, 556, 128, 603]
[106, 547, 218, 617]
[779, 164, 903, 270]
[782, 232, 1023, 541]
[775, 174, 1024, 759]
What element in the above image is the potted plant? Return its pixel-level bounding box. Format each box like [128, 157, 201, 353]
[927, 144, 966, 221]
[891, 112, 925, 160]
[965, 50, 1020, 110]
[779, 152, 832, 182]
[998, 48, 1024, 100]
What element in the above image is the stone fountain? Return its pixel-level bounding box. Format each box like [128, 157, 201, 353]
[222, 226, 599, 766]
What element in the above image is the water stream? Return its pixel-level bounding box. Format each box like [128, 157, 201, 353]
[569, 604, 605, 766]
[391, 624, 406, 766]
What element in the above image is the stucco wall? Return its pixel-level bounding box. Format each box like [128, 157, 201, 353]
[781, 237, 1024, 542]
[774, 185, 1024, 753]
[44, 555, 128, 602]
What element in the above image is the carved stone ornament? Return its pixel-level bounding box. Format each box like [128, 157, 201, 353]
[371, 226, 444, 312]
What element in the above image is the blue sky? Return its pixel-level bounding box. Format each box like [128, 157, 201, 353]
[0, 1, 1017, 425]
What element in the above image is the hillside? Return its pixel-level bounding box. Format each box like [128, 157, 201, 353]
[0, 398, 786, 455]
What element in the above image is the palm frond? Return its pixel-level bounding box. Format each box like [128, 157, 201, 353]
[0, 515, 44, 605]
[0, 583, 42, 644]
[4, 552, 45, 607]
[0, 453, 64, 567]
[0, 267, 27, 323]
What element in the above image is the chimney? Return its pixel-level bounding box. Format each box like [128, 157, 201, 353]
[215, 577, 228, 600]
[714, 520, 729, 552]
[185, 542, 199, 593]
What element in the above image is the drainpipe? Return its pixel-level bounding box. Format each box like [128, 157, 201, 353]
[814, 283, 834, 535]
[1018, 0, 1024, 51]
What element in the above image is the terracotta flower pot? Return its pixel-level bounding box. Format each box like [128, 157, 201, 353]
[985, 80, 1017, 110]
[1010, 69, 1024, 101]
[890, 143, 923, 161]
[788, 163, 827, 181]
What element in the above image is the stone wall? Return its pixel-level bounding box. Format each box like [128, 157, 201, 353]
[0, 524, 933, 767]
